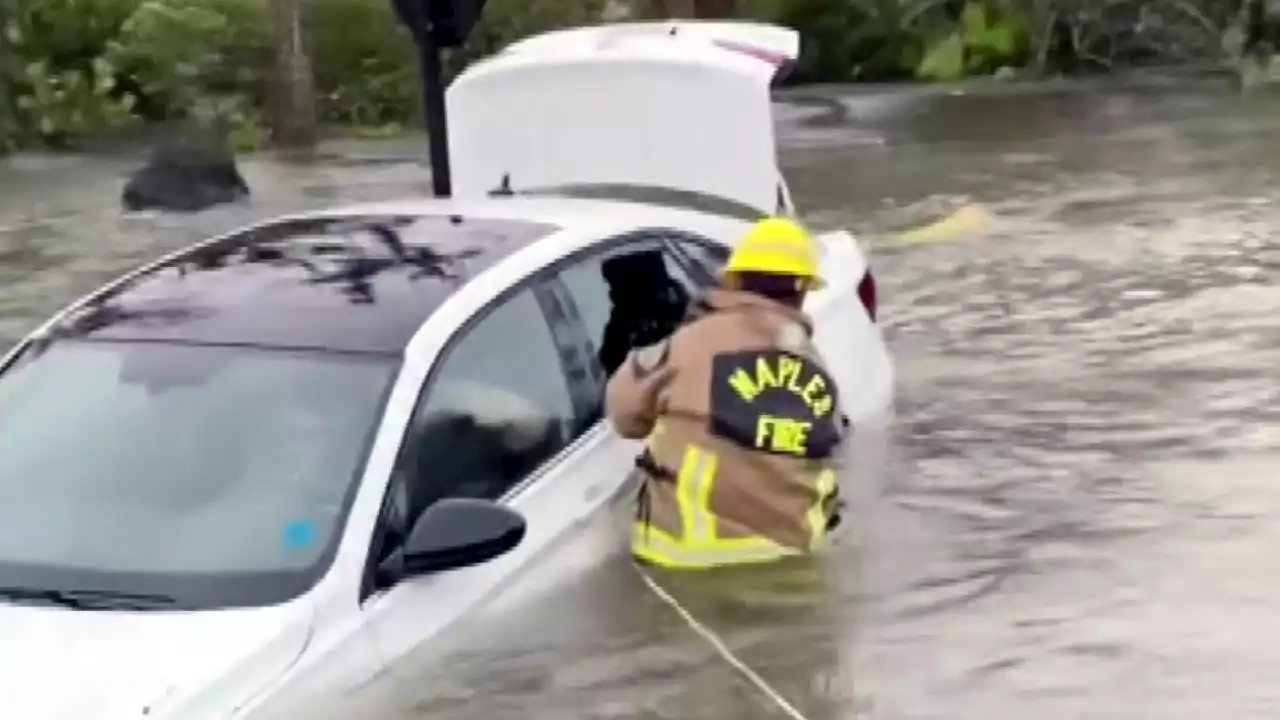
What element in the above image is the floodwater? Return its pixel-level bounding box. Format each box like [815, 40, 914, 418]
[2, 75, 1279, 719]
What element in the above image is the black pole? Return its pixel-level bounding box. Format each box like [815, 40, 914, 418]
[416, 38, 452, 198]
[392, 0, 485, 198]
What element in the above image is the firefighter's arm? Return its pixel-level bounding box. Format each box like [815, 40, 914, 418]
[604, 338, 674, 440]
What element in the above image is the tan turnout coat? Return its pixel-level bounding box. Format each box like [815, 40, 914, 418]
[604, 288, 845, 569]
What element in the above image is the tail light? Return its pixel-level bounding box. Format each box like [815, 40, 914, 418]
[857, 270, 877, 322]
[711, 39, 789, 69]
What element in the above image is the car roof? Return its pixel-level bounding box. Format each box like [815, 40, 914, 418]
[50, 212, 560, 355]
[32, 194, 748, 358]
[282, 193, 751, 235]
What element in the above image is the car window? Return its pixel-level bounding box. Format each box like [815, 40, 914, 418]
[0, 341, 396, 609]
[533, 285, 602, 426]
[395, 289, 576, 519]
[555, 239, 699, 382]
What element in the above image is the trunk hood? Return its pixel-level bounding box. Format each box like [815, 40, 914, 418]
[448, 23, 792, 214]
[0, 602, 311, 719]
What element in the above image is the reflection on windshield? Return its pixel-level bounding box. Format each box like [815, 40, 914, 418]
[0, 341, 396, 609]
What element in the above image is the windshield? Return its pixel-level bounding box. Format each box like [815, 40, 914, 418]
[0, 340, 396, 610]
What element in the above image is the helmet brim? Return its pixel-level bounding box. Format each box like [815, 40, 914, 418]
[719, 269, 826, 291]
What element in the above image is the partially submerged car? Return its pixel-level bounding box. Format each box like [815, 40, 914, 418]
[0, 17, 893, 720]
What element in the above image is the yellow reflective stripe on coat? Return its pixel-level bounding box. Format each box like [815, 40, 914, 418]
[631, 523, 797, 569]
[806, 469, 837, 551]
[632, 445, 838, 570]
[677, 446, 719, 543]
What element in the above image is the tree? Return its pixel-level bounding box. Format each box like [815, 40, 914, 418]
[0, 0, 18, 151]
[267, 0, 318, 149]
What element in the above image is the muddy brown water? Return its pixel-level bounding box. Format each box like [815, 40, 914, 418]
[1, 76, 1278, 719]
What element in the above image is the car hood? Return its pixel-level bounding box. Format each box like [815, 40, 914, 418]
[0, 601, 311, 719]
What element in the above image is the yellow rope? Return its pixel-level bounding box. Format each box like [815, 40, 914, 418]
[634, 565, 812, 720]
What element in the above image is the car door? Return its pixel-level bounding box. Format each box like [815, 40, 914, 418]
[456, 233, 719, 620]
[442, 232, 717, 621]
[353, 281, 628, 705]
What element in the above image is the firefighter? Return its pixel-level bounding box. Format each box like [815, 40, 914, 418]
[602, 215, 853, 719]
[604, 215, 847, 570]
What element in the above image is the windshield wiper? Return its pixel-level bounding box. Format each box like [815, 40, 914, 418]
[0, 586, 179, 611]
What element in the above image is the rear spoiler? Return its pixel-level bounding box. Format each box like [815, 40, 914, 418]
[501, 20, 799, 82]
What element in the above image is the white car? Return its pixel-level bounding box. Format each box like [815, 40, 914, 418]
[0, 20, 893, 720]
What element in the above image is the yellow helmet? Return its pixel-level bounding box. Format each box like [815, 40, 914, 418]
[723, 216, 824, 290]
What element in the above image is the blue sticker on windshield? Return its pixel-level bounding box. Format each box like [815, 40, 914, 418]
[282, 520, 318, 550]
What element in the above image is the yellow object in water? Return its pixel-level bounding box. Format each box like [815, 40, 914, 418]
[900, 203, 995, 243]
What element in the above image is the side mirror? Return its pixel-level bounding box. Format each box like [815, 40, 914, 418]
[402, 497, 526, 576]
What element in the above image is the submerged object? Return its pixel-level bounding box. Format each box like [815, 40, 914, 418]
[122, 125, 250, 213]
[900, 203, 995, 243]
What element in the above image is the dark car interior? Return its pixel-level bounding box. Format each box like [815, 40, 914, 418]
[596, 248, 693, 377]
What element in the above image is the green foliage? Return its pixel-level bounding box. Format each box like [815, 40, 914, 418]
[105, 0, 272, 116]
[739, 0, 1029, 82]
[0, 0, 606, 153]
[303, 0, 606, 128]
[745, 0, 1235, 82]
[0, 0, 1255, 155]
[304, 0, 415, 128]
[2, 0, 138, 146]
[744, 0, 915, 81]
[916, 2, 1024, 80]
[14, 56, 135, 142]
[445, 0, 609, 71]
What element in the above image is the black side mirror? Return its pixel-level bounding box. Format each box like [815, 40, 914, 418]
[401, 497, 526, 576]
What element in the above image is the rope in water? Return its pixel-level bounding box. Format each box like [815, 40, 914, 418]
[634, 566, 811, 720]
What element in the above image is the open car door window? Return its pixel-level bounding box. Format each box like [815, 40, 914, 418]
[550, 235, 702, 420]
